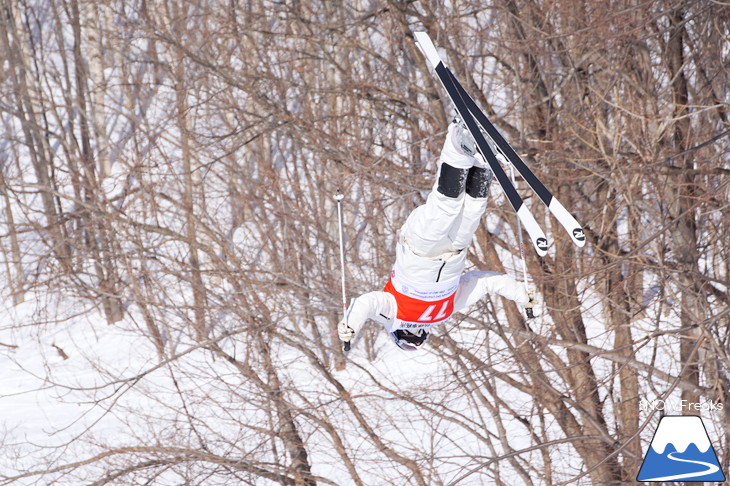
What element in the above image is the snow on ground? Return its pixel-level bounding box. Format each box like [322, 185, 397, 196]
[0, 287, 559, 485]
[0, 294, 155, 478]
[1, 271, 724, 485]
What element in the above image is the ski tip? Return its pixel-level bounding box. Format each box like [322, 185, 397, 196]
[547, 199, 586, 248]
[517, 205, 549, 257]
[413, 31, 441, 68]
[534, 237, 549, 257]
[571, 227, 586, 247]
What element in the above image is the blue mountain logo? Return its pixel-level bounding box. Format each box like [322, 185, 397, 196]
[637, 415, 725, 482]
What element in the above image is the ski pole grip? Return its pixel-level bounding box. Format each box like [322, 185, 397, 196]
[343, 341, 351, 352]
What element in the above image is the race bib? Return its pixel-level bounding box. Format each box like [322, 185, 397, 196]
[383, 269, 459, 328]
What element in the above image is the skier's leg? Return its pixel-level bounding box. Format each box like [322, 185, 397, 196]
[450, 166, 493, 250]
[402, 123, 475, 257]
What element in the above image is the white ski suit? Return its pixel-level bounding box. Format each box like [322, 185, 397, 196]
[343, 124, 530, 344]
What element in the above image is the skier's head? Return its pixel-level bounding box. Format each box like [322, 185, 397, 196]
[389, 328, 429, 351]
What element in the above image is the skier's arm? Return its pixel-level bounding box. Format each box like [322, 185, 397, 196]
[454, 271, 531, 312]
[338, 291, 396, 342]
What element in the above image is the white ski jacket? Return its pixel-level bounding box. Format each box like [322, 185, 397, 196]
[344, 239, 530, 336]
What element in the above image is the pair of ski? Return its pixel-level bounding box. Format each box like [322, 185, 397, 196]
[414, 32, 585, 256]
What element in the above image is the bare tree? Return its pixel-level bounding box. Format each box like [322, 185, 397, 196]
[0, 0, 727, 485]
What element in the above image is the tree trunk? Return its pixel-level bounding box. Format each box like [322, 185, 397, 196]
[83, 0, 112, 178]
[666, 4, 703, 410]
[1, 0, 71, 272]
[170, 2, 208, 341]
[0, 163, 24, 304]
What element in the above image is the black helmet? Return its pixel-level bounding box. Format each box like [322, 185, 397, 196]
[389, 328, 429, 351]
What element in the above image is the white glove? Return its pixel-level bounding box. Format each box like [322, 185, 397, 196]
[524, 291, 537, 318]
[338, 320, 355, 342]
[524, 291, 536, 309]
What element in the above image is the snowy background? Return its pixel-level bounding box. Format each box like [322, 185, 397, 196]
[1, 1, 728, 485]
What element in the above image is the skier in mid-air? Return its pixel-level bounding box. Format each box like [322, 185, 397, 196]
[338, 122, 534, 351]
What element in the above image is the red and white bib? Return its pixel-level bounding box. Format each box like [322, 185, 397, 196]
[383, 269, 459, 330]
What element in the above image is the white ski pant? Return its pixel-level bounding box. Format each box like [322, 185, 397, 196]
[402, 189, 488, 259]
[395, 122, 489, 284]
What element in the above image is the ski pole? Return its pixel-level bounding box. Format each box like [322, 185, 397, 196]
[334, 190, 351, 351]
[507, 159, 534, 319]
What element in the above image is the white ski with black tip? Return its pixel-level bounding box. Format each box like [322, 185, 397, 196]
[414, 31, 549, 256]
[444, 68, 586, 247]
